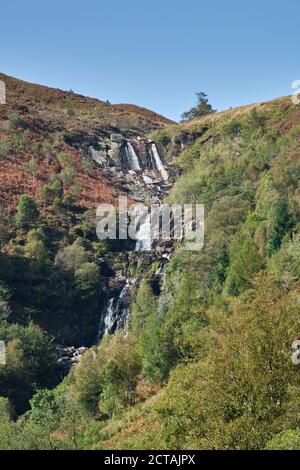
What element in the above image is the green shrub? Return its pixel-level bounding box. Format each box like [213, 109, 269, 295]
[0, 322, 57, 414]
[269, 234, 300, 283]
[266, 430, 300, 450]
[224, 120, 243, 137]
[15, 195, 39, 229]
[55, 238, 90, 272]
[75, 262, 100, 290]
[8, 112, 22, 129]
[40, 179, 63, 205]
[25, 228, 48, 262]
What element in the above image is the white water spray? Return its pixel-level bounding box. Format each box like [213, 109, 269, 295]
[135, 212, 152, 251]
[151, 144, 168, 181]
[125, 142, 141, 171]
[103, 298, 115, 335]
[97, 281, 131, 341]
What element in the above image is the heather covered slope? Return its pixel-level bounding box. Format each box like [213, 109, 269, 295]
[0, 73, 172, 129]
[0, 72, 171, 211]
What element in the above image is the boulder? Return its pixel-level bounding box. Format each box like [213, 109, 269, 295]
[108, 146, 122, 166]
[90, 146, 109, 166]
[110, 133, 125, 143]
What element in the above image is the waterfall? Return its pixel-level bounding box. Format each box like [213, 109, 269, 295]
[115, 282, 130, 332]
[97, 281, 131, 341]
[125, 142, 141, 171]
[135, 212, 152, 252]
[103, 298, 115, 335]
[151, 144, 168, 181]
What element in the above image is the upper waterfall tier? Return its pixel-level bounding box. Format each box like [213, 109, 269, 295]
[150, 143, 169, 181]
[89, 135, 169, 183]
[125, 142, 141, 171]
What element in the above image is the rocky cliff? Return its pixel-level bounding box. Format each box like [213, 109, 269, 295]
[0, 72, 175, 357]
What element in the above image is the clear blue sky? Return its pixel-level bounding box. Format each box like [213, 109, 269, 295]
[1, 0, 300, 121]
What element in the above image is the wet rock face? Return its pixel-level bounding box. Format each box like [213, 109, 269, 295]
[55, 344, 88, 377]
[63, 129, 109, 154]
[130, 139, 150, 167]
[172, 127, 209, 146]
[108, 141, 123, 166]
[172, 131, 190, 146]
[63, 126, 171, 189]
[96, 250, 172, 342]
[89, 134, 169, 176]
[90, 145, 110, 166]
[90, 136, 173, 203]
[121, 138, 169, 178]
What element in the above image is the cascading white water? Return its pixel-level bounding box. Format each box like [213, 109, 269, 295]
[125, 142, 141, 171]
[151, 143, 169, 181]
[115, 282, 130, 330]
[103, 298, 115, 335]
[94, 141, 170, 343]
[135, 212, 152, 251]
[97, 281, 131, 341]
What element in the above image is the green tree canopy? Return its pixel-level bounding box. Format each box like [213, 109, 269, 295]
[15, 195, 39, 229]
[181, 92, 216, 122]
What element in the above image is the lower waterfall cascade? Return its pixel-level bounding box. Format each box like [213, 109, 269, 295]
[97, 280, 132, 341]
[135, 212, 152, 252]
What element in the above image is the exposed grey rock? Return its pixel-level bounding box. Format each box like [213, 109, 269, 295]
[143, 175, 154, 184]
[90, 146, 109, 166]
[110, 133, 125, 143]
[55, 344, 88, 377]
[108, 141, 125, 166]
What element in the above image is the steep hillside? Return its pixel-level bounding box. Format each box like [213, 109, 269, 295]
[152, 95, 300, 162]
[1, 80, 300, 450]
[112, 103, 175, 125]
[0, 73, 173, 391]
[0, 73, 172, 212]
[75, 95, 300, 451]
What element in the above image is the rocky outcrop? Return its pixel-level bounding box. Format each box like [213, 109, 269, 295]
[55, 344, 88, 377]
[162, 126, 211, 160]
[96, 249, 172, 341]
